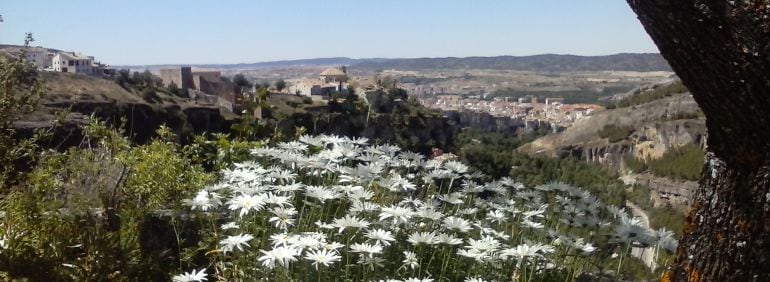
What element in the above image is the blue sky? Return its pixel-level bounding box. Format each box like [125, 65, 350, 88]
[1, 1, 657, 65]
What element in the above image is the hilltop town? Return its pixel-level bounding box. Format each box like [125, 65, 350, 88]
[419, 94, 604, 129]
[1, 44, 675, 137]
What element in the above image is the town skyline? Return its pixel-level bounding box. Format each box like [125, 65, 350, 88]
[1, 1, 658, 65]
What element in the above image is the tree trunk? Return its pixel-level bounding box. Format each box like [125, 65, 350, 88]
[625, 1, 770, 281]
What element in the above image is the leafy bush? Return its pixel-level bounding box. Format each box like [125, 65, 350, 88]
[624, 145, 704, 181]
[0, 36, 45, 185]
[455, 128, 547, 179]
[598, 124, 635, 143]
[612, 81, 688, 108]
[141, 88, 161, 103]
[0, 122, 216, 280]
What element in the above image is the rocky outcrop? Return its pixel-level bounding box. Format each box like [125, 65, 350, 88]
[13, 72, 238, 147]
[622, 173, 697, 210]
[14, 101, 235, 148]
[519, 93, 704, 209]
[630, 120, 705, 160]
[520, 93, 704, 165]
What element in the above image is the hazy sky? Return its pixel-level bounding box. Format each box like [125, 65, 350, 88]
[1, 1, 657, 65]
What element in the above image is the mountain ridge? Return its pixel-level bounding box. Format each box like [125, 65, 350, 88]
[119, 53, 670, 72]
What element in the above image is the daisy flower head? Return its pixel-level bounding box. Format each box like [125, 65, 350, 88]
[402, 250, 419, 270]
[219, 234, 254, 254]
[227, 194, 265, 217]
[258, 246, 301, 269]
[437, 232, 464, 245]
[379, 205, 414, 225]
[304, 249, 341, 269]
[366, 228, 396, 246]
[407, 231, 438, 246]
[350, 242, 383, 258]
[443, 160, 469, 175]
[403, 278, 434, 282]
[331, 215, 370, 234]
[443, 216, 473, 233]
[187, 190, 222, 211]
[220, 222, 240, 231]
[269, 206, 298, 230]
[172, 268, 207, 282]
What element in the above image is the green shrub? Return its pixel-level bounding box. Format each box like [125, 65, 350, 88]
[625, 145, 704, 181]
[0, 122, 215, 280]
[597, 124, 634, 143]
[613, 81, 688, 108]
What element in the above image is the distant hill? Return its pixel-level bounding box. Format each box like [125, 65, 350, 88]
[123, 53, 670, 72]
[354, 53, 671, 72]
[121, 58, 390, 71]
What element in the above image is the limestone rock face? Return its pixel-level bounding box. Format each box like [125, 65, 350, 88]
[520, 93, 704, 165]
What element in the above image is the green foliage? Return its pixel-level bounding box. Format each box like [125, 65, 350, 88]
[455, 128, 547, 179]
[0, 34, 45, 186]
[624, 155, 647, 173]
[625, 144, 704, 181]
[167, 81, 181, 96]
[328, 89, 365, 115]
[665, 111, 703, 121]
[118, 126, 212, 209]
[131, 70, 163, 90]
[453, 129, 684, 238]
[597, 124, 635, 143]
[0, 121, 215, 280]
[183, 133, 263, 172]
[611, 81, 688, 108]
[510, 155, 627, 205]
[114, 69, 167, 101]
[141, 88, 161, 103]
[233, 74, 253, 93]
[274, 79, 286, 91]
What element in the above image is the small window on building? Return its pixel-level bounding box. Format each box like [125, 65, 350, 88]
[68, 61, 74, 66]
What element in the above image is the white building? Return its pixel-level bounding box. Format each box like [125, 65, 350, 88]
[319, 67, 348, 83]
[52, 52, 94, 74]
[25, 47, 52, 69]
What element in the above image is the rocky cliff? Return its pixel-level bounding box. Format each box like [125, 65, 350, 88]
[519, 92, 705, 166]
[519, 89, 704, 209]
[13, 72, 237, 148]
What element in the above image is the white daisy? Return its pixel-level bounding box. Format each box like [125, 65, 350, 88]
[402, 250, 419, 270]
[379, 205, 414, 225]
[442, 216, 473, 233]
[407, 231, 438, 246]
[219, 234, 254, 254]
[258, 246, 301, 269]
[331, 215, 370, 234]
[350, 242, 383, 258]
[304, 249, 341, 269]
[227, 194, 265, 217]
[269, 206, 297, 230]
[172, 268, 207, 282]
[366, 229, 396, 246]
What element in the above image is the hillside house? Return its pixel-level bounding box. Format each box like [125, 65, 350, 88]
[320, 66, 348, 83]
[2, 47, 53, 69]
[289, 66, 349, 99]
[25, 47, 52, 69]
[52, 52, 94, 74]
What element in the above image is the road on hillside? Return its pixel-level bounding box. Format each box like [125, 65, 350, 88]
[626, 200, 656, 271]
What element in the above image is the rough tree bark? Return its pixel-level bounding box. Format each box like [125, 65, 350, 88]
[625, 1, 770, 281]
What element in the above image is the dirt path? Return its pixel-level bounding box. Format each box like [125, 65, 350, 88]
[626, 200, 656, 271]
